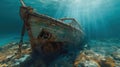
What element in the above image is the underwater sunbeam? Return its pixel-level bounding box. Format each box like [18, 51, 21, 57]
[55, 0, 115, 39]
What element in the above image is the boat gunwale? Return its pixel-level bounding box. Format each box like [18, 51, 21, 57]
[20, 7, 84, 34]
[27, 10, 83, 33]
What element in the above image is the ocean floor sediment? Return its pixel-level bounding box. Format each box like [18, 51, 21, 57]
[0, 39, 120, 67]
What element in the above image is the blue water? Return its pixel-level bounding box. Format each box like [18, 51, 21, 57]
[0, 0, 120, 46]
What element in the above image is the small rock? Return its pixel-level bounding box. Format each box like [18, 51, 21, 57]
[82, 60, 100, 67]
[6, 55, 14, 59]
[16, 55, 30, 63]
[13, 62, 20, 67]
[22, 44, 28, 49]
[6, 54, 14, 61]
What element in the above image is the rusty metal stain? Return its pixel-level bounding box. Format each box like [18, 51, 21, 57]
[19, 0, 85, 57]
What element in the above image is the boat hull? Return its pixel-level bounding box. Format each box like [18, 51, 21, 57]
[20, 7, 85, 57]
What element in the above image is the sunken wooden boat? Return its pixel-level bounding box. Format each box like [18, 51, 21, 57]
[19, 0, 85, 56]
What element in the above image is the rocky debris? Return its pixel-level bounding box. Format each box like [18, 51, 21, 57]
[5, 54, 14, 62]
[80, 60, 100, 67]
[0, 42, 31, 67]
[15, 55, 30, 63]
[100, 57, 115, 67]
[89, 39, 120, 67]
[0, 63, 8, 67]
[22, 43, 30, 49]
[0, 39, 120, 67]
[13, 54, 30, 67]
[112, 49, 120, 60]
[74, 50, 116, 67]
[20, 57, 47, 67]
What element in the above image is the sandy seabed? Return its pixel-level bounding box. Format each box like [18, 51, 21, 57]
[0, 39, 120, 67]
